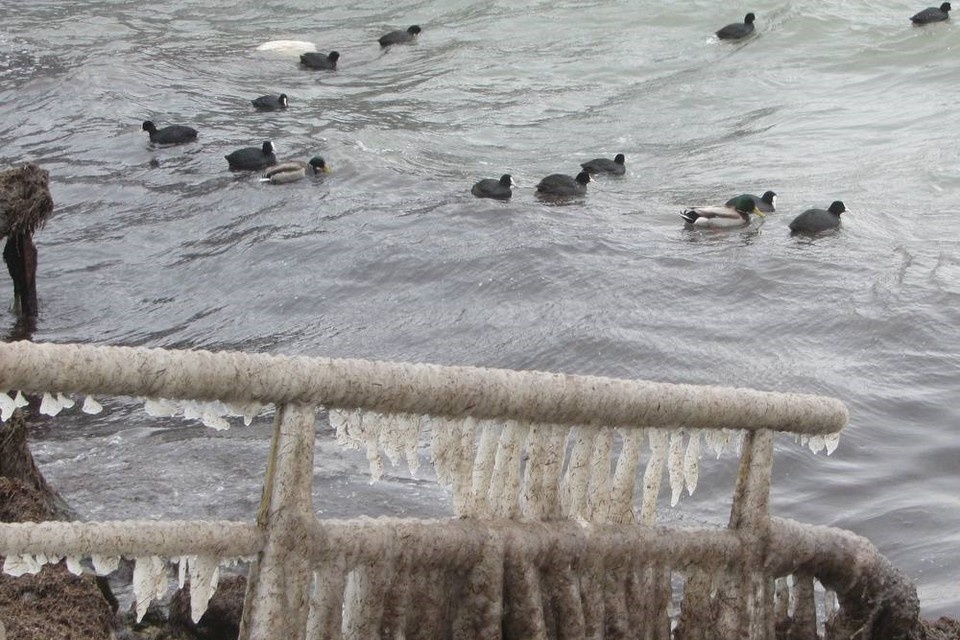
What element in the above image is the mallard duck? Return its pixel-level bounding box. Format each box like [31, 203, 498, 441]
[225, 141, 277, 171]
[252, 94, 288, 110]
[580, 154, 626, 175]
[142, 121, 198, 145]
[536, 171, 592, 197]
[716, 13, 756, 40]
[379, 25, 421, 46]
[911, 2, 951, 23]
[788, 201, 846, 234]
[260, 157, 329, 184]
[725, 190, 776, 213]
[680, 194, 764, 227]
[299, 51, 340, 69]
[471, 174, 515, 200]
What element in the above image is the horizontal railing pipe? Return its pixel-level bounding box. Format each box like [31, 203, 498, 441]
[0, 342, 847, 434]
[0, 520, 263, 558]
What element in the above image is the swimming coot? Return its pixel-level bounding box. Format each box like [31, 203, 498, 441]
[580, 153, 626, 175]
[716, 13, 756, 40]
[788, 201, 846, 234]
[299, 51, 339, 69]
[536, 171, 592, 197]
[379, 25, 421, 46]
[225, 141, 278, 171]
[142, 121, 198, 145]
[911, 2, 951, 23]
[471, 174, 515, 200]
[251, 94, 289, 110]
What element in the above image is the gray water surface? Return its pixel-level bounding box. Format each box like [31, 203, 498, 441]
[2, 0, 959, 616]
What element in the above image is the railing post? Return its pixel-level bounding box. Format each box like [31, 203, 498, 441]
[239, 403, 317, 640]
[726, 428, 776, 640]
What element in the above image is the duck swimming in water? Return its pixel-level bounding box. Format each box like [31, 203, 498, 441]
[142, 121, 198, 145]
[716, 13, 756, 40]
[788, 201, 846, 234]
[251, 94, 288, 110]
[536, 171, 592, 197]
[680, 194, 764, 227]
[471, 174, 515, 200]
[580, 154, 626, 175]
[225, 141, 278, 171]
[725, 190, 777, 213]
[378, 25, 421, 46]
[299, 51, 340, 69]
[260, 157, 329, 184]
[911, 2, 951, 23]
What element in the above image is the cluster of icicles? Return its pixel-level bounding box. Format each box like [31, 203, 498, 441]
[0, 390, 842, 624]
[2, 550, 242, 623]
[0, 389, 266, 429]
[326, 409, 841, 522]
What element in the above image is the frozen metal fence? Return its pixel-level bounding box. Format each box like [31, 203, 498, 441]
[0, 341, 919, 639]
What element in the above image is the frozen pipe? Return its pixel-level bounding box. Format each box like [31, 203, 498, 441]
[0, 520, 261, 558]
[0, 341, 848, 435]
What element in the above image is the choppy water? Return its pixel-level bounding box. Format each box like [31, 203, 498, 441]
[3, 0, 960, 617]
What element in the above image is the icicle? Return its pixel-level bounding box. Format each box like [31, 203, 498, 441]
[807, 435, 826, 455]
[520, 422, 566, 520]
[824, 588, 838, 621]
[377, 413, 404, 467]
[329, 409, 357, 446]
[182, 401, 203, 421]
[0, 392, 14, 422]
[609, 429, 644, 525]
[400, 414, 423, 477]
[56, 393, 75, 409]
[731, 430, 745, 457]
[351, 412, 382, 482]
[178, 556, 189, 588]
[143, 397, 178, 417]
[327, 408, 346, 433]
[2, 554, 41, 576]
[224, 401, 264, 426]
[467, 420, 501, 517]
[201, 410, 230, 431]
[376, 412, 425, 476]
[451, 416, 479, 515]
[683, 430, 701, 497]
[430, 416, 462, 487]
[39, 392, 62, 416]
[189, 555, 221, 623]
[667, 431, 685, 507]
[81, 396, 103, 414]
[560, 426, 596, 520]
[824, 432, 840, 455]
[66, 556, 84, 575]
[587, 428, 613, 521]
[91, 555, 120, 576]
[704, 429, 729, 459]
[640, 429, 669, 525]
[133, 556, 168, 622]
[487, 419, 528, 519]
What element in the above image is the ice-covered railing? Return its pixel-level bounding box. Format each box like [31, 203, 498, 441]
[0, 341, 920, 640]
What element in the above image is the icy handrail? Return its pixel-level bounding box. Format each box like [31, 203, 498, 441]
[0, 341, 847, 434]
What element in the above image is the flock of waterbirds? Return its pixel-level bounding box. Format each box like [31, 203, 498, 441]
[139, 4, 952, 236]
